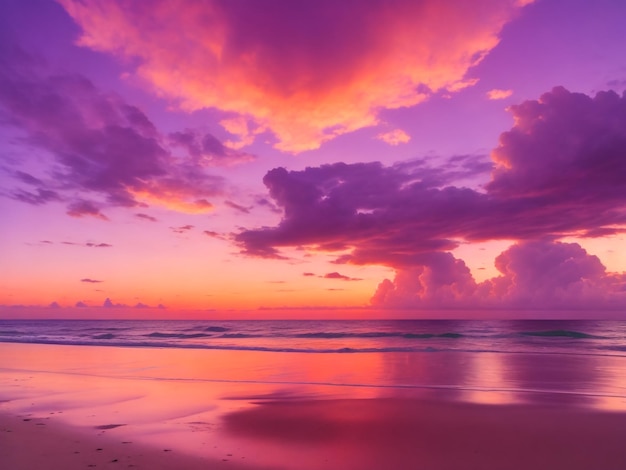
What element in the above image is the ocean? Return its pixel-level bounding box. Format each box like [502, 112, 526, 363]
[1, 319, 625, 355]
[2, 319, 626, 409]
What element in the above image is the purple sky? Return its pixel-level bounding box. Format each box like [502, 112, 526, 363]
[1, 0, 626, 318]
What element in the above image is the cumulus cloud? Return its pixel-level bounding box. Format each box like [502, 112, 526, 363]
[58, 0, 532, 152]
[237, 87, 626, 309]
[372, 241, 626, 309]
[0, 41, 226, 215]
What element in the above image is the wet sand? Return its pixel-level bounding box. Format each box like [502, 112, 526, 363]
[2, 342, 626, 469]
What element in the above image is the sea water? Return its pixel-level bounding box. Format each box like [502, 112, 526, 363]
[2, 319, 626, 408]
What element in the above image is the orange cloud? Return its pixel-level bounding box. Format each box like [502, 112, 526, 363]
[377, 129, 411, 146]
[59, 0, 533, 153]
[487, 89, 514, 100]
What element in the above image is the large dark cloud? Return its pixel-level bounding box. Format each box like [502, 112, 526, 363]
[236, 87, 626, 308]
[0, 41, 232, 216]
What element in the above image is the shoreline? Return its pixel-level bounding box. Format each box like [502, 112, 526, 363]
[3, 398, 626, 470]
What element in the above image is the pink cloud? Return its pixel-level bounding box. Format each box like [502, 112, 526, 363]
[372, 241, 626, 309]
[486, 89, 513, 100]
[59, 0, 532, 152]
[377, 129, 411, 146]
[81, 278, 103, 283]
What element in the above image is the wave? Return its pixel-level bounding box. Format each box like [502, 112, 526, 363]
[520, 330, 599, 339]
[93, 333, 115, 340]
[0, 330, 23, 336]
[144, 332, 213, 339]
[293, 332, 464, 339]
[205, 326, 229, 332]
[0, 336, 485, 354]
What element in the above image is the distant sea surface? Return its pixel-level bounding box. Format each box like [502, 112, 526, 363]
[1, 319, 625, 356]
[3, 319, 626, 407]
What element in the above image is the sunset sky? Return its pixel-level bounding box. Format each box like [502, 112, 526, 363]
[1, 0, 626, 318]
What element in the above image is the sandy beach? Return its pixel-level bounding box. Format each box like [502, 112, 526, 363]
[2, 342, 626, 469]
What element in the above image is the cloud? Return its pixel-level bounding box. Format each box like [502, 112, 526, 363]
[372, 241, 626, 309]
[203, 230, 227, 241]
[11, 188, 61, 205]
[58, 0, 532, 152]
[486, 88, 513, 100]
[85, 242, 112, 248]
[49, 301, 61, 308]
[75, 301, 88, 307]
[103, 297, 127, 308]
[135, 213, 158, 222]
[236, 87, 626, 309]
[237, 88, 626, 264]
[81, 278, 103, 283]
[224, 200, 251, 214]
[371, 252, 477, 308]
[61, 241, 112, 248]
[171, 224, 194, 234]
[0, 41, 226, 215]
[323, 272, 363, 282]
[377, 129, 411, 146]
[169, 129, 256, 166]
[67, 200, 109, 220]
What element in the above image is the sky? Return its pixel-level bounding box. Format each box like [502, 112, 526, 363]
[1, 0, 626, 319]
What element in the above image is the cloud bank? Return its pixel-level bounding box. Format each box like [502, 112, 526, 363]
[237, 88, 626, 308]
[59, 0, 532, 152]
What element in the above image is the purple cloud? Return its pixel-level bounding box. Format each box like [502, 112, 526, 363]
[237, 88, 626, 266]
[236, 87, 626, 309]
[0, 41, 226, 215]
[67, 200, 108, 220]
[203, 230, 227, 240]
[169, 130, 256, 166]
[75, 301, 88, 307]
[224, 200, 251, 214]
[323, 272, 363, 281]
[81, 278, 103, 283]
[135, 213, 158, 222]
[171, 225, 194, 234]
